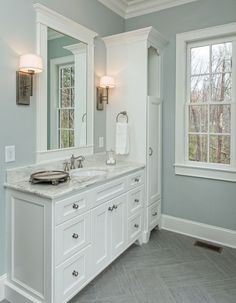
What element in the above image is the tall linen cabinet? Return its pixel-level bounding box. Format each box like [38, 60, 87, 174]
[104, 27, 167, 242]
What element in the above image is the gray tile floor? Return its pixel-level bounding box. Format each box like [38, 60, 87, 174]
[3, 229, 236, 303]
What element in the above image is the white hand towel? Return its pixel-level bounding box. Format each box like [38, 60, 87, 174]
[115, 122, 129, 155]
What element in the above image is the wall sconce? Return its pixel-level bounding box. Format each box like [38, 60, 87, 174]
[97, 75, 115, 110]
[16, 54, 43, 105]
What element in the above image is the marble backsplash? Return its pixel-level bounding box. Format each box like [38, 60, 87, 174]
[5, 153, 128, 184]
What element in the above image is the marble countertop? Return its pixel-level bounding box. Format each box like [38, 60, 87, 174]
[4, 160, 145, 200]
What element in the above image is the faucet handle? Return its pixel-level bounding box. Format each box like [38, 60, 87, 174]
[63, 161, 70, 172]
[77, 156, 85, 168]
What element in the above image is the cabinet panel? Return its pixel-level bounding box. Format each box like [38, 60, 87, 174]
[55, 212, 91, 265]
[127, 170, 145, 190]
[93, 178, 127, 208]
[128, 212, 142, 244]
[55, 191, 91, 225]
[128, 186, 144, 218]
[147, 97, 161, 205]
[91, 201, 111, 275]
[55, 245, 91, 303]
[110, 194, 127, 259]
[148, 200, 161, 230]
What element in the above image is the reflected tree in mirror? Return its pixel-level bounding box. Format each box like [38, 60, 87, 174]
[47, 28, 87, 150]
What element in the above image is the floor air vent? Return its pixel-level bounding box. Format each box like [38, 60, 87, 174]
[194, 240, 223, 253]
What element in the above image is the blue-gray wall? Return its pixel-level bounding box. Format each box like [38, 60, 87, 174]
[125, 0, 236, 230]
[0, 0, 124, 276]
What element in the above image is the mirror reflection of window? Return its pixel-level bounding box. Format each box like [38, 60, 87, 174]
[47, 28, 87, 150]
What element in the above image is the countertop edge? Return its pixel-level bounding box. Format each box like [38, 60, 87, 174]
[4, 165, 145, 200]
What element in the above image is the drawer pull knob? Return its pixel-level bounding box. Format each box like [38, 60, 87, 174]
[72, 270, 79, 277]
[73, 203, 79, 210]
[134, 224, 139, 228]
[72, 233, 79, 239]
[134, 178, 140, 183]
[113, 205, 118, 209]
[134, 199, 139, 203]
[152, 212, 158, 217]
[108, 206, 113, 212]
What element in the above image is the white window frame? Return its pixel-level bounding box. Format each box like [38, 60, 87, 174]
[175, 23, 236, 182]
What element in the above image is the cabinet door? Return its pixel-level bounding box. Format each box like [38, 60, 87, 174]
[110, 194, 127, 259]
[147, 96, 162, 205]
[91, 201, 112, 275]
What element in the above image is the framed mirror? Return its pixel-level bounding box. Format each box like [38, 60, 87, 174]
[34, 4, 97, 162]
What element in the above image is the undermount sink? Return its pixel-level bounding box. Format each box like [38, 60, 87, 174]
[71, 169, 107, 178]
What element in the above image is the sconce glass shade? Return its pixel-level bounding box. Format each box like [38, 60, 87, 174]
[99, 75, 115, 88]
[19, 54, 43, 74]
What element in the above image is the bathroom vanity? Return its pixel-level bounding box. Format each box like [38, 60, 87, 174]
[5, 161, 150, 303]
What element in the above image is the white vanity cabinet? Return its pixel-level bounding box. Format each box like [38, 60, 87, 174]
[5, 168, 145, 303]
[104, 27, 167, 242]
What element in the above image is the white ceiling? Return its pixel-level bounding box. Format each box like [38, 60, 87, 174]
[98, 0, 198, 19]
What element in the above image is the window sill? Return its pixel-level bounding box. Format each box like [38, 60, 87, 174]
[174, 163, 236, 182]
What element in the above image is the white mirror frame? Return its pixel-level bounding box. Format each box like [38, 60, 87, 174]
[34, 3, 98, 162]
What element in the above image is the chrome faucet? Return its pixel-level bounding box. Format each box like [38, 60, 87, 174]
[70, 154, 85, 169]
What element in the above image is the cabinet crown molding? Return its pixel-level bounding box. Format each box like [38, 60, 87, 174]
[103, 26, 168, 49]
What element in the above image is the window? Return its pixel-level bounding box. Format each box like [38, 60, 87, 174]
[58, 63, 75, 148]
[188, 41, 232, 164]
[175, 23, 236, 181]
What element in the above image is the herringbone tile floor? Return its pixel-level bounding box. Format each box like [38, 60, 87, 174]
[69, 230, 236, 303]
[2, 230, 236, 303]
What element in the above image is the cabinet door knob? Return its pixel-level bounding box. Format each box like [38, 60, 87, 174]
[134, 224, 139, 228]
[134, 178, 140, 183]
[152, 212, 158, 217]
[113, 205, 118, 209]
[72, 233, 79, 239]
[108, 206, 113, 212]
[73, 203, 79, 210]
[134, 199, 139, 203]
[72, 270, 79, 277]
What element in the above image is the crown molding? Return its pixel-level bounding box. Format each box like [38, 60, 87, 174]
[98, 0, 126, 18]
[98, 0, 199, 19]
[103, 26, 168, 50]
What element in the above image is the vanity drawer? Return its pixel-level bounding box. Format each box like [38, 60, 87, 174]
[55, 245, 91, 303]
[128, 212, 142, 244]
[127, 170, 145, 190]
[55, 191, 92, 225]
[148, 201, 161, 229]
[55, 212, 91, 265]
[128, 186, 144, 217]
[93, 177, 127, 207]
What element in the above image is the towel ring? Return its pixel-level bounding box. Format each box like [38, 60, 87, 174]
[82, 113, 87, 122]
[116, 111, 129, 123]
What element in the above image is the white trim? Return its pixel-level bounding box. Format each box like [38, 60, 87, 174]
[175, 23, 236, 181]
[125, 0, 198, 19]
[161, 215, 236, 249]
[36, 145, 93, 163]
[98, 0, 126, 18]
[0, 273, 7, 301]
[50, 55, 74, 149]
[103, 27, 168, 50]
[98, 0, 199, 19]
[34, 3, 98, 162]
[175, 163, 236, 182]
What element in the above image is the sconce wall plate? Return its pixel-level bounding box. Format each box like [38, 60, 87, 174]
[97, 87, 109, 110]
[16, 54, 43, 105]
[16, 71, 33, 105]
[97, 75, 115, 111]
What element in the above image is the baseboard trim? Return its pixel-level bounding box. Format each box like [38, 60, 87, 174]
[5, 281, 42, 303]
[161, 215, 236, 249]
[0, 274, 7, 301]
